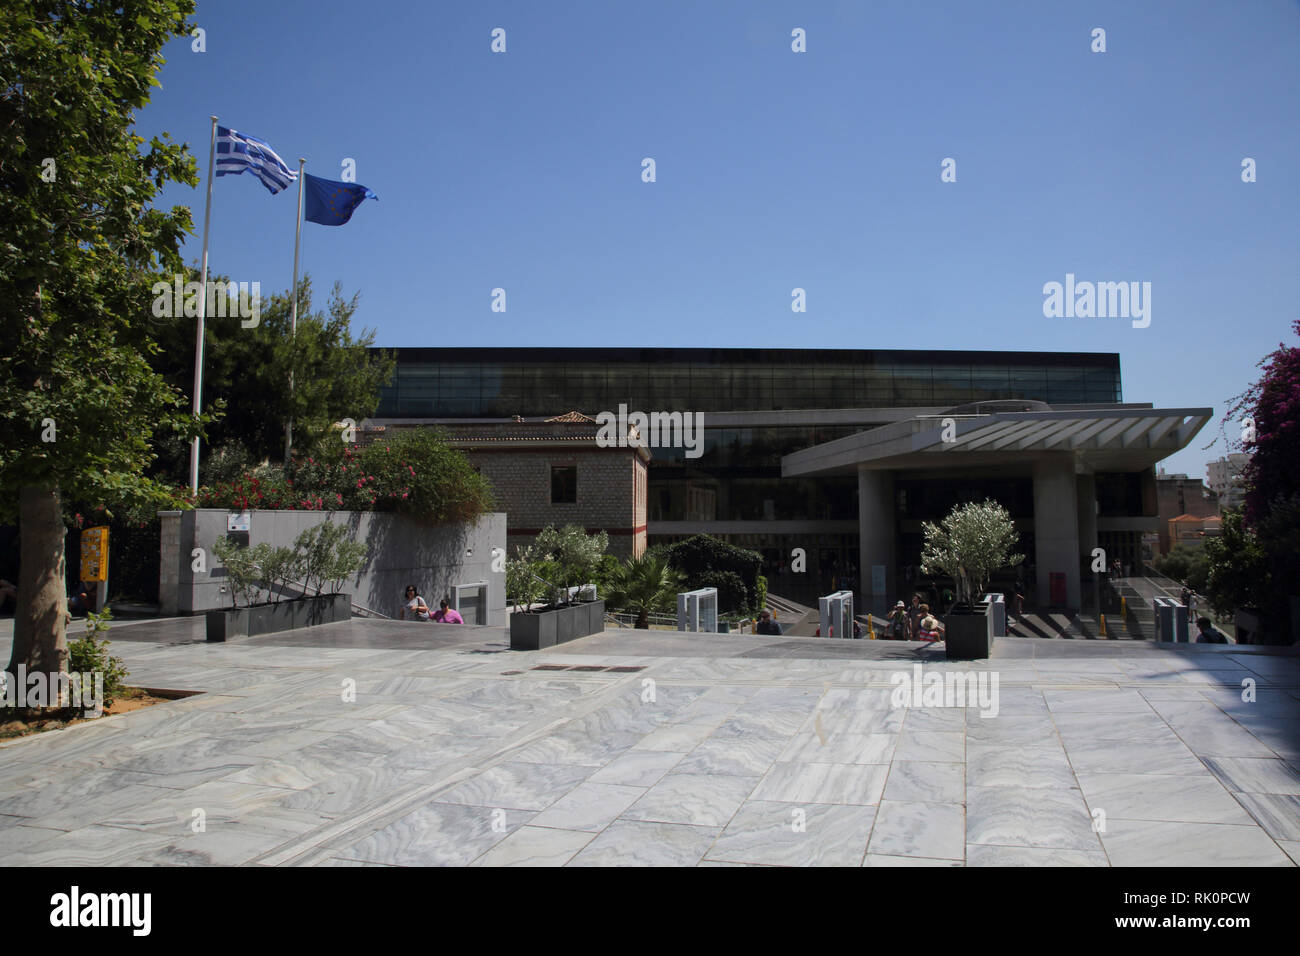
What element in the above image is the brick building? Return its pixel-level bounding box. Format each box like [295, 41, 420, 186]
[1155, 470, 1219, 555]
[382, 412, 649, 560]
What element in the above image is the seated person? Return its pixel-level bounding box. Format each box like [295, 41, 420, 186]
[755, 609, 781, 635]
[68, 580, 95, 616]
[916, 604, 943, 641]
[402, 585, 430, 621]
[1195, 616, 1228, 644]
[431, 599, 464, 624]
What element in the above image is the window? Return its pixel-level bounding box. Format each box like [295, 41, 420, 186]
[551, 465, 577, 504]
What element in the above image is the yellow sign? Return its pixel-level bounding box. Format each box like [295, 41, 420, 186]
[80, 526, 109, 582]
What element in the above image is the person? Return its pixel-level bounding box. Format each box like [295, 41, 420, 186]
[402, 585, 430, 621]
[887, 601, 909, 640]
[1011, 589, 1025, 618]
[68, 580, 95, 616]
[907, 594, 924, 641]
[431, 598, 464, 624]
[1187, 590, 1198, 620]
[755, 609, 781, 635]
[1195, 616, 1227, 644]
[1179, 586, 1191, 608]
[916, 604, 943, 642]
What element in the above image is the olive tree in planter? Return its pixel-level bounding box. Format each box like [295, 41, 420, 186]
[921, 499, 1023, 660]
[207, 526, 365, 641]
[508, 530, 609, 650]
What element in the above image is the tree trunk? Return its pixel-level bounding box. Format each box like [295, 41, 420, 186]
[7, 484, 69, 705]
[637, 608, 649, 630]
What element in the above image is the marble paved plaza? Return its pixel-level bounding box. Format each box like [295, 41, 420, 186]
[1, 617, 1298, 866]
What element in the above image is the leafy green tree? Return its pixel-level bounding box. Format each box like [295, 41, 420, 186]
[606, 553, 684, 629]
[149, 274, 394, 478]
[1202, 509, 1271, 622]
[535, 524, 608, 598]
[921, 500, 1023, 607]
[0, 1, 202, 691]
[1153, 545, 1210, 593]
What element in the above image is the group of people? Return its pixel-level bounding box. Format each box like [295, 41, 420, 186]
[401, 585, 463, 624]
[884, 595, 944, 641]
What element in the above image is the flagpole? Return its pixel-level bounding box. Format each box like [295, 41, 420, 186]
[284, 157, 305, 463]
[190, 115, 218, 494]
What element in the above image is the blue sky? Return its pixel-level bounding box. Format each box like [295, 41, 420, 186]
[140, 0, 1300, 479]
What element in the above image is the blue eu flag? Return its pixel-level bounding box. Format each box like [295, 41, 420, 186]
[303, 173, 377, 226]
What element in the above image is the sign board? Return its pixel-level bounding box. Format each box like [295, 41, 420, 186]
[79, 526, 109, 583]
[227, 512, 250, 532]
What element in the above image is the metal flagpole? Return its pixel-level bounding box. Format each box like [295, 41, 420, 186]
[284, 158, 306, 463]
[190, 115, 219, 494]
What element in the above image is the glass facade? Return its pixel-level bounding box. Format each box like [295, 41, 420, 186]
[374, 348, 1122, 417]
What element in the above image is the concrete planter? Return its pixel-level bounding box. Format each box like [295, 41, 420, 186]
[943, 606, 990, 660]
[510, 600, 605, 651]
[206, 593, 351, 642]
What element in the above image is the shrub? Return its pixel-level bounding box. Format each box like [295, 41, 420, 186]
[694, 569, 748, 615]
[67, 609, 129, 707]
[662, 535, 763, 607]
[535, 525, 608, 598]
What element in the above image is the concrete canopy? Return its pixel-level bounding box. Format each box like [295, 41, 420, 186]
[782, 406, 1213, 477]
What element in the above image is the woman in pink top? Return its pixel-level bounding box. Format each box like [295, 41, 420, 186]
[431, 599, 463, 624]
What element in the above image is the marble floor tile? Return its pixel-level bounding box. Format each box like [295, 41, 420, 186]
[509, 730, 642, 767]
[965, 844, 1109, 867]
[751, 762, 888, 806]
[634, 722, 722, 752]
[587, 751, 685, 788]
[1099, 819, 1293, 866]
[883, 761, 965, 804]
[431, 761, 595, 812]
[1279, 840, 1300, 865]
[622, 772, 758, 827]
[567, 820, 720, 867]
[1050, 710, 1176, 740]
[964, 715, 1060, 747]
[1201, 756, 1300, 795]
[1075, 772, 1253, 825]
[675, 735, 785, 776]
[966, 744, 1075, 789]
[706, 801, 876, 866]
[470, 825, 595, 866]
[893, 731, 964, 763]
[966, 785, 1101, 851]
[6, 823, 173, 865]
[334, 801, 528, 866]
[1042, 688, 1155, 715]
[868, 800, 965, 861]
[1063, 736, 1207, 776]
[863, 854, 963, 866]
[1230, 792, 1300, 841]
[1165, 720, 1278, 759]
[898, 707, 966, 733]
[529, 782, 647, 832]
[776, 732, 896, 765]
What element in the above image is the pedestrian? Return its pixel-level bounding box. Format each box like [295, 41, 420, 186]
[755, 609, 781, 635]
[1179, 586, 1190, 608]
[887, 600, 909, 640]
[431, 598, 464, 624]
[907, 594, 924, 641]
[402, 585, 430, 621]
[1187, 590, 1198, 619]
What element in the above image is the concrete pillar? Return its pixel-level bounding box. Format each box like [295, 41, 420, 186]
[1032, 458, 1081, 609]
[1076, 473, 1098, 565]
[858, 466, 895, 618]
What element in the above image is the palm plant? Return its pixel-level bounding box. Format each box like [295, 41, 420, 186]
[606, 552, 685, 629]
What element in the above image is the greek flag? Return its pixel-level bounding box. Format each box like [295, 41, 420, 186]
[215, 126, 297, 194]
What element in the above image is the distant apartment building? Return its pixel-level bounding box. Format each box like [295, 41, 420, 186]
[1206, 452, 1250, 512]
[1155, 469, 1219, 554]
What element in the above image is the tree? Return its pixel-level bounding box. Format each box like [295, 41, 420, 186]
[0, 1, 201, 698]
[1153, 545, 1210, 593]
[920, 500, 1023, 607]
[148, 274, 395, 479]
[534, 525, 608, 599]
[1208, 320, 1300, 641]
[606, 553, 684, 629]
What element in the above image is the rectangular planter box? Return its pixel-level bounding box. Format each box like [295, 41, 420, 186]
[510, 600, 605, 651]
[207, 593, 352, 642]
[944, 607, 991, 660]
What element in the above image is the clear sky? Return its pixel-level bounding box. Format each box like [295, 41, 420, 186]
[139, 0, 1300, 479]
